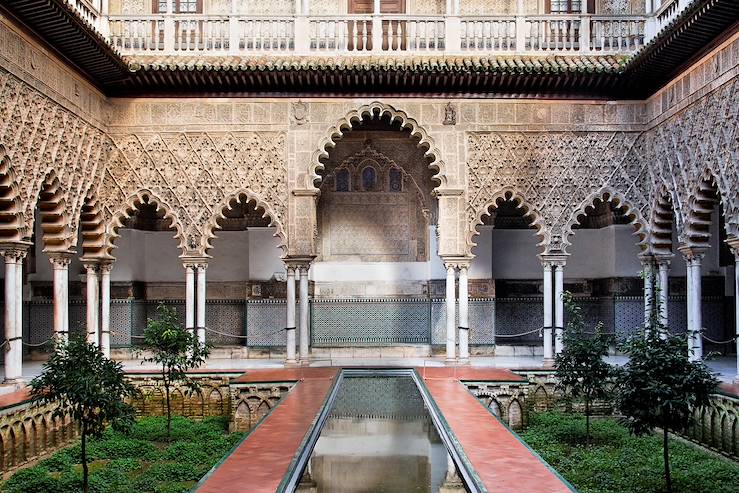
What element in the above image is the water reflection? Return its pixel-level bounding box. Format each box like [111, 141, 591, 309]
[296, 376, 466, 493]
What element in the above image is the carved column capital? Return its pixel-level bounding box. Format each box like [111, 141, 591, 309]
[284, 255, 315, 273]
[677, 245, 707, 263]
[441, 256, 472, 271]
[182, 257, 209, 270]
[726, 237, 739, 258]
[48, 251, 74, 268]
[538, 253, 567, 268]
[653, 253, 674, 268]
[98, 260, 114, 274]
[81, 259, 100, 274]
[0, 243, 29, 263]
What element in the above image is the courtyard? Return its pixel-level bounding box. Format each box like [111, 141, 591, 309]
[0, 0, 738, 490]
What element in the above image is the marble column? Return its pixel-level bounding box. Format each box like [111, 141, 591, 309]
[100, 262, 112, 358]
[458, 264, 469, 363]
[554, 261, 565, 354]
[681, 248, 705, 361]
[285, 266, 297, 364]
[196, 263, 207, 345]
[49, 252, 73, 342]
[641, 257, 654, 328]
[14, 249, 25, 380]
[542, 261, 553, 364]
[298, 264, 310, 361]
[184, 263, 195, 336]
[732, 248, 739, 383]
[689, 254, 704, 360]
[2, 248, 21, 382]
[83, 261, 100, 347]
[685, 257, 694, 348]
[445, 264, 456, 362]
[656, 257, 670, 329]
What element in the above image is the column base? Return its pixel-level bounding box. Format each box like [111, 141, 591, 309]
[2, 378, 23, 387]
[542, 357, 555, 368]
[284, 359, 300, 368]
[456, 357, 471, 366]
[444, 357, 458, 366]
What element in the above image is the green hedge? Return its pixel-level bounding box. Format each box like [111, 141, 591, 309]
[2, 416, 243, 493]
[520, 411, 739, 493]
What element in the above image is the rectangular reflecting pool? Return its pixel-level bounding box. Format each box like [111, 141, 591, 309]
[289, 370, 473, 493]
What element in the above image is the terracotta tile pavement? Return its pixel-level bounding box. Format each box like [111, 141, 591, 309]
[719, 382, 739, 398]
[422, 376, 574, 493]
[197, 368, 338, 493]
[0, 388, 30, 409]
[418, 366, 526, 382]
[231, 367, 337, 383]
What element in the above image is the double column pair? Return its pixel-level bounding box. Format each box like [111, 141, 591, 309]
[1, 243, 30, 383]
[285, 262, 311, 364]
[183, 260, 208, 345]
[540, 255, 566, 364]
[444, 260, 470, 364]
[639, 254, 671, 330]
[80, 259, 114, 357]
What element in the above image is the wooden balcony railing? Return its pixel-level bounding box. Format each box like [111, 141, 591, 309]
[105, 13, 647, 56]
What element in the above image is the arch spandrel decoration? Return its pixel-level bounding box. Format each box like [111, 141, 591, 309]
[466, 131, 652, 255]
[308, 101, 449, 193]
[99, 131, 288, 257]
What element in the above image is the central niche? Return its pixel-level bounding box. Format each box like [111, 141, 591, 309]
[317, 120, 436, 263]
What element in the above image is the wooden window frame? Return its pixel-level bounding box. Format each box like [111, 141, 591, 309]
[153, 0, 203, 14]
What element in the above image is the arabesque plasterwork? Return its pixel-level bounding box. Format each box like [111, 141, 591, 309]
[0, 28, 737, 264]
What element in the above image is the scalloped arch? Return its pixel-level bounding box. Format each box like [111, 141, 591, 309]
[0, 144, 24, 243]
[648, 184, 676, 256]
[103, 190, 186, 258]
[561, 187, 649, 254]
[33, 169, 73, 253]
[202, 189, 287, 258]
[466, 188, 546, 257]
[308, 101, 448, 191]
[78, 184, 106, 259]
[682, 169, 729, 249]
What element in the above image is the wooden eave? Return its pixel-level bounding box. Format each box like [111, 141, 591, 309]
[1, 0, 737, 99]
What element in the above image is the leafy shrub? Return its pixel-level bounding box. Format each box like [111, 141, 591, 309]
[2, 467, 58, 493]
[91, 437, 159, 461]
[1, 416, 243, 493]
[521, 412, 739, 493]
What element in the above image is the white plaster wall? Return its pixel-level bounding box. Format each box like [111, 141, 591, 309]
[487, 228, 541, 279]
[208, 230, 250, 281]
[20, 220, 729, 286]
[248, 228, 285, 281]
[469, 226, 492, 279]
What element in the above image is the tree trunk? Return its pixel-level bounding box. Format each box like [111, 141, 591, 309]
[163, 363, 172, 440]
[165, 383, 172, 439]
[663, 426, 672, 493]
[81, 421, 89, 493]
[585, 397, 591, 445]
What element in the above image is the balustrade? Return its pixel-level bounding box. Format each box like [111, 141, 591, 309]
[106, 13, 647, 56]
[591, 16, 644, 52]
[525, 15, 582, 52]
[460, 17, 516, 51]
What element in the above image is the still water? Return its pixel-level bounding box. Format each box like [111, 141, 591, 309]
[296, 376, 467, 493]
